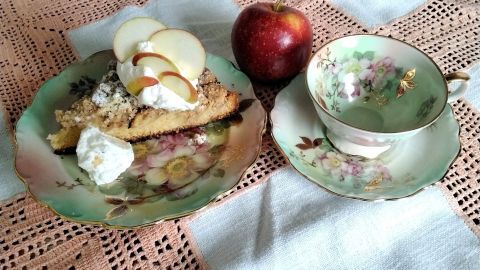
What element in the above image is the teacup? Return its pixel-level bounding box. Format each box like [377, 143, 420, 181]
[306, 34, 469, 158]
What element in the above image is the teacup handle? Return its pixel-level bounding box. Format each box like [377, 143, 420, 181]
[445, 71, 470, 103]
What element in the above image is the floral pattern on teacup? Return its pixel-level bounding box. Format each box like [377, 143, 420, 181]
[316, 49, 407, 111]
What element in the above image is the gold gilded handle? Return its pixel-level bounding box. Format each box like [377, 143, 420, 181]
[445, 71, 470, 103]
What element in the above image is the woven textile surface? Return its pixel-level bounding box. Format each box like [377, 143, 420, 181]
[0, 0, 479, 269]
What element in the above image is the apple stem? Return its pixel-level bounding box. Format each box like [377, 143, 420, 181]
[273, 0, 284, 12]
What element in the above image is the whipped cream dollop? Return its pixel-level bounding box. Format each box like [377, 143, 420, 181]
[76, 126, 134, 185]
[116, 41, 199, 111]
[137, 84, 197, 110]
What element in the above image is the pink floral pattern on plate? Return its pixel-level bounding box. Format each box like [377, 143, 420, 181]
[56, 99, 256, 220]
[128, 129, 217, 190]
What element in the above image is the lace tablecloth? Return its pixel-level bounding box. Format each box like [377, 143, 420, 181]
[0, 0, 479, 269]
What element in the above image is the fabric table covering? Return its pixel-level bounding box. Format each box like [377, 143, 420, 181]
[0, 0, 479, 269]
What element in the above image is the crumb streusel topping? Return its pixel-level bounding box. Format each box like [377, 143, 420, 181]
[56, 65, 140, 129]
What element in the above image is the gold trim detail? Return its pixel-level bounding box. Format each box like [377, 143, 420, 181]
[396, 68, 417, 98]
[445, 71, 470, 83]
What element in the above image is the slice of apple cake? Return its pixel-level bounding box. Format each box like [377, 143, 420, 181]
[48, 64, 239, 153]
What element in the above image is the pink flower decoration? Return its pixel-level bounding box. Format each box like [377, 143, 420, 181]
[126, 130, 216, 189]
[373, 162, 392, 181]
[372, 57, 396, 88]
[343, 161, 363, 176]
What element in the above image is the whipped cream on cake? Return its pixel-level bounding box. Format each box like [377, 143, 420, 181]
[137, 84, 198, 110]
[116, 41, 199, 111]
[76, 126, 134, 185]
[116, 42, 157, 87]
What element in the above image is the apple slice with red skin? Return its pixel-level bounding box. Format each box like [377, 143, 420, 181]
[149, 29, 206, 80]
[158, 71, 198, 103]
[113, 17, 167, 63]
[132, 52, 180, 76]
[126, 76, 159, 96]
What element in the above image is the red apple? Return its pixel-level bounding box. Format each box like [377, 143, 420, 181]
[231, 1, 313, 82]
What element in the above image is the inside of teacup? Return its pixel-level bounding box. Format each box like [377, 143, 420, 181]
[306, 35, 448, 133]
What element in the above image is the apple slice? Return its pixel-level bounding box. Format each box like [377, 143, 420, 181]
[113, 17, 167, 62]
[132, 52, 180, 75]
[158, 71, 198, 103]
[149, 29, 206, 80]
[126, 76, 159, 96]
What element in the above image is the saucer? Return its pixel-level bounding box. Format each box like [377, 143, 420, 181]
[271, 73, 460, 201]
[15, 51, 266, 228]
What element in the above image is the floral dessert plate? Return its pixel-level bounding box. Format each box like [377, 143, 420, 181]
[15, 50, 266, 228]
[271, 73, 460, 201]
